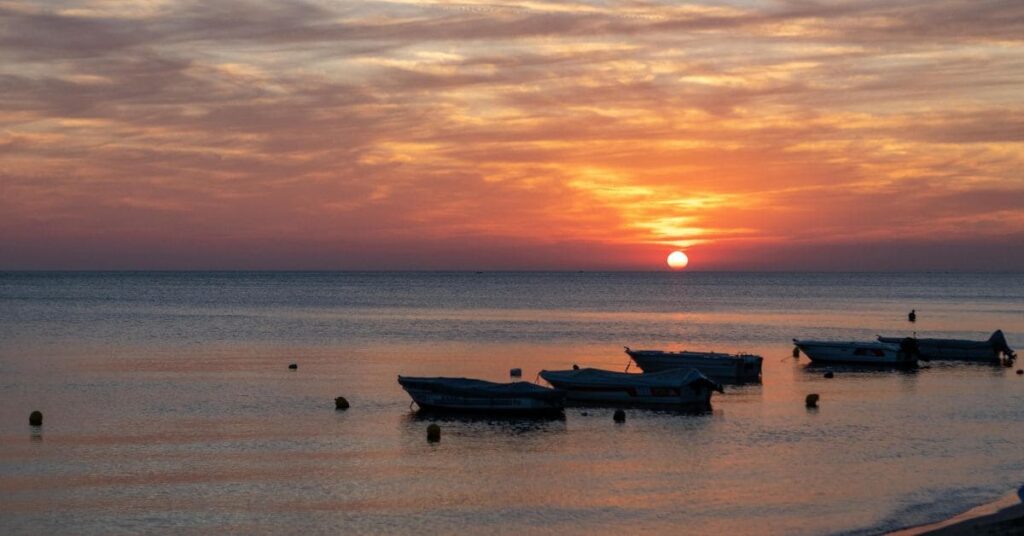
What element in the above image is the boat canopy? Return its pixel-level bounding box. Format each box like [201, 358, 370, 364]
[624, 347, 761, 360]
[794, 340, 899, 350]
[397, 376, 565, 400]
[878, 330, 1015, 357]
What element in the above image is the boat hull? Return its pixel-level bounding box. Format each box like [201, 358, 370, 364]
[539, 368, 719, 409]
[902, 344, 995, 362]
[625, 349, 763, 383]
[398, 376, 566, 415]
[402, 388, 566, 414]
[794, 340, 916, 366]
[551, 384, 713, 408]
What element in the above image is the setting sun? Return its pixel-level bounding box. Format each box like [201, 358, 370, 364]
[667, 251, 689, 270]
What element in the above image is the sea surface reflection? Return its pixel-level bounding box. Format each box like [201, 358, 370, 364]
[1, 272, 1022, 535]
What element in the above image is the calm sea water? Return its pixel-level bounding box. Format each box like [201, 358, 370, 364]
[1, 272, 1022, 535]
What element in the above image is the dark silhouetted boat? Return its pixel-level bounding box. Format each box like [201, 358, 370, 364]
[539, 367, 721, 408]
[624, 347, 762, 383]
[877, 330, 1015, 363]
[793, 339, 918, 366]
[397, 376, 566, 414]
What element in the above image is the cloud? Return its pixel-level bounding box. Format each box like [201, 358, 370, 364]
[0, 0, 1022, 269]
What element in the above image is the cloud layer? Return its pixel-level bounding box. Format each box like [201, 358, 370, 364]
[2, 0, 1022, 270]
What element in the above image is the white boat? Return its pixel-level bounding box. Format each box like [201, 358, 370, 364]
[793, 339, 918, 366]
[877, 330, 1015, 363]
[539, 367, 721, 408]
[397, 376, 566, 415]
[624, 347, 763, 383]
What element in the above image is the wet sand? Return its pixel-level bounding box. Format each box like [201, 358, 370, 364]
[890, 489, 1024, 535]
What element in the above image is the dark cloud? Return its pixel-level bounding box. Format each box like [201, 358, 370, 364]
[0, 5, 152, 59]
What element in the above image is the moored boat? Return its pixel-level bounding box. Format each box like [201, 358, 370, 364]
[877, 330, 1015, 363]
[793, 339, 918, 366]
[397, 376, 566, 415]
[624, 347, 763, 383]
[539, 367, 722, 408]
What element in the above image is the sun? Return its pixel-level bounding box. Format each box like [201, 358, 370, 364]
[667, 250, 689, 270]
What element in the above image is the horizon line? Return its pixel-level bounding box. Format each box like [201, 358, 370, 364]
[2, 269, 1022, 274]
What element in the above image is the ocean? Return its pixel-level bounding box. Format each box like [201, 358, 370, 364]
[1, 271, 1022, 535]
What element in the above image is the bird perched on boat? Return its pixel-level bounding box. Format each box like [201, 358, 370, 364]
[908, 309, 917, 322]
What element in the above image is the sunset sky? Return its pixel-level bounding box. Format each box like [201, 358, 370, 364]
[1, 0, 1022, 270]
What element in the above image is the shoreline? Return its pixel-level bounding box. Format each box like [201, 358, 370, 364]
[889, 488, 1024, 535]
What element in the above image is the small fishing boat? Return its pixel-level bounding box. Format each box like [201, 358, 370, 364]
[539, 367, 722, 408]
[793, 339, 918, 366]
[877, 330, 1016, 363]
[397, 376, 566, 414]
[624, 347, 763, 383]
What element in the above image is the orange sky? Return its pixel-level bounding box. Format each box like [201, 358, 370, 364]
[1, 0, 1022, 270]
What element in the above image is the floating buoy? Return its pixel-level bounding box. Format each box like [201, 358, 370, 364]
[805, 394, 819, 408]
[288, 363, 297, 370]
[792, 347, 800, 358]
[824, 371, 834, 379]
[29, 411, 42, 427]
[510, 368, 522, 377]
[334, 396, 350, 410]
[613, 409, 626, 423]
[427, 423, 441, 442]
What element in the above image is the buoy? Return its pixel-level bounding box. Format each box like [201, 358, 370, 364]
[29, 411, 42, 427]
[334, 396, 350, 410]
[613, 409, 626, 423]
[510, 368, 522, 377]
[792, 347, 800, 358]
[824, 371, 834, 379]
[805, 394, 819, 408]
[572, 364, 580, 370]
[427, 423, 441, 442]
[288, 363, 297, 370]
